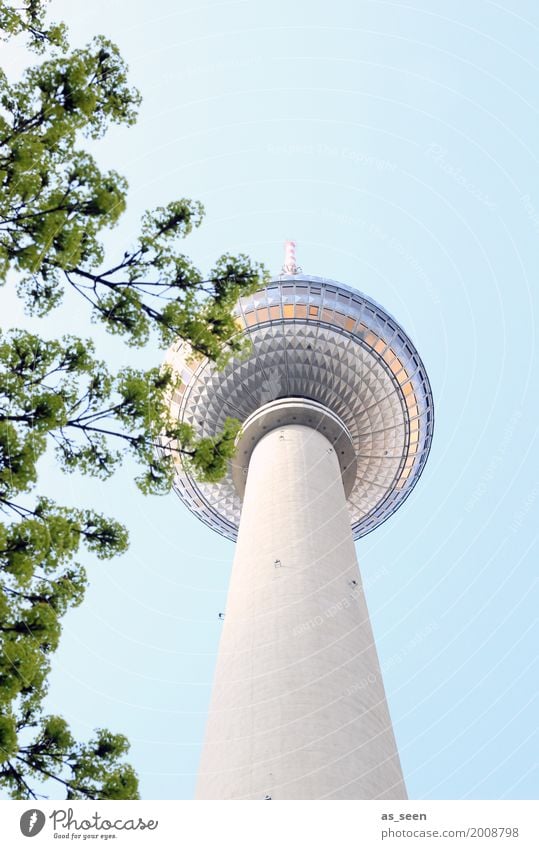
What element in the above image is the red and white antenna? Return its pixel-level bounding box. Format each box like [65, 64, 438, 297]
[282, 239, 301, 275]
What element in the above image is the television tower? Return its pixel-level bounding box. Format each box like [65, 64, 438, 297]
[164, 242, 434, 799]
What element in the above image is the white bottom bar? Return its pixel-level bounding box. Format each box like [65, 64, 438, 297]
[1, 800, 537, 848]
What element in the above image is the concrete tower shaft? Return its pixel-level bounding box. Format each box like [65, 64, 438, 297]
[195, 416, 407, 800]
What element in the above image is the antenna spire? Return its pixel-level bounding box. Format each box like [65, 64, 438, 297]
[282, 240, 301, 275]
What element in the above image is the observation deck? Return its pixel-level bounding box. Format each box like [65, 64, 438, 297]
[164, 274, 434, 540]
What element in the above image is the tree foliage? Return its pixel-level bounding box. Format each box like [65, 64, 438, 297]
[0, 0, 264, 799]
[0, 3, 264, 361]
[0, 0, 66, 52]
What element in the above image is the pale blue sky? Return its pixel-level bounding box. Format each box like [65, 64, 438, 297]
[1, 0, 537, 800]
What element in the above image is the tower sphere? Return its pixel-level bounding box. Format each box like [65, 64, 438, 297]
[165, 274, 434, 540]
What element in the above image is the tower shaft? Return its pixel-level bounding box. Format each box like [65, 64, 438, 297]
[195, 423, 407, 800]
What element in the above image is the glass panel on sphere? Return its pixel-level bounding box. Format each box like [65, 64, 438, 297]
[252, 290, 268, 309]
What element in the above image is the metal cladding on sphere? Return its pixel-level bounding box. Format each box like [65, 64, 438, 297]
[164, 274, 434, 540]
